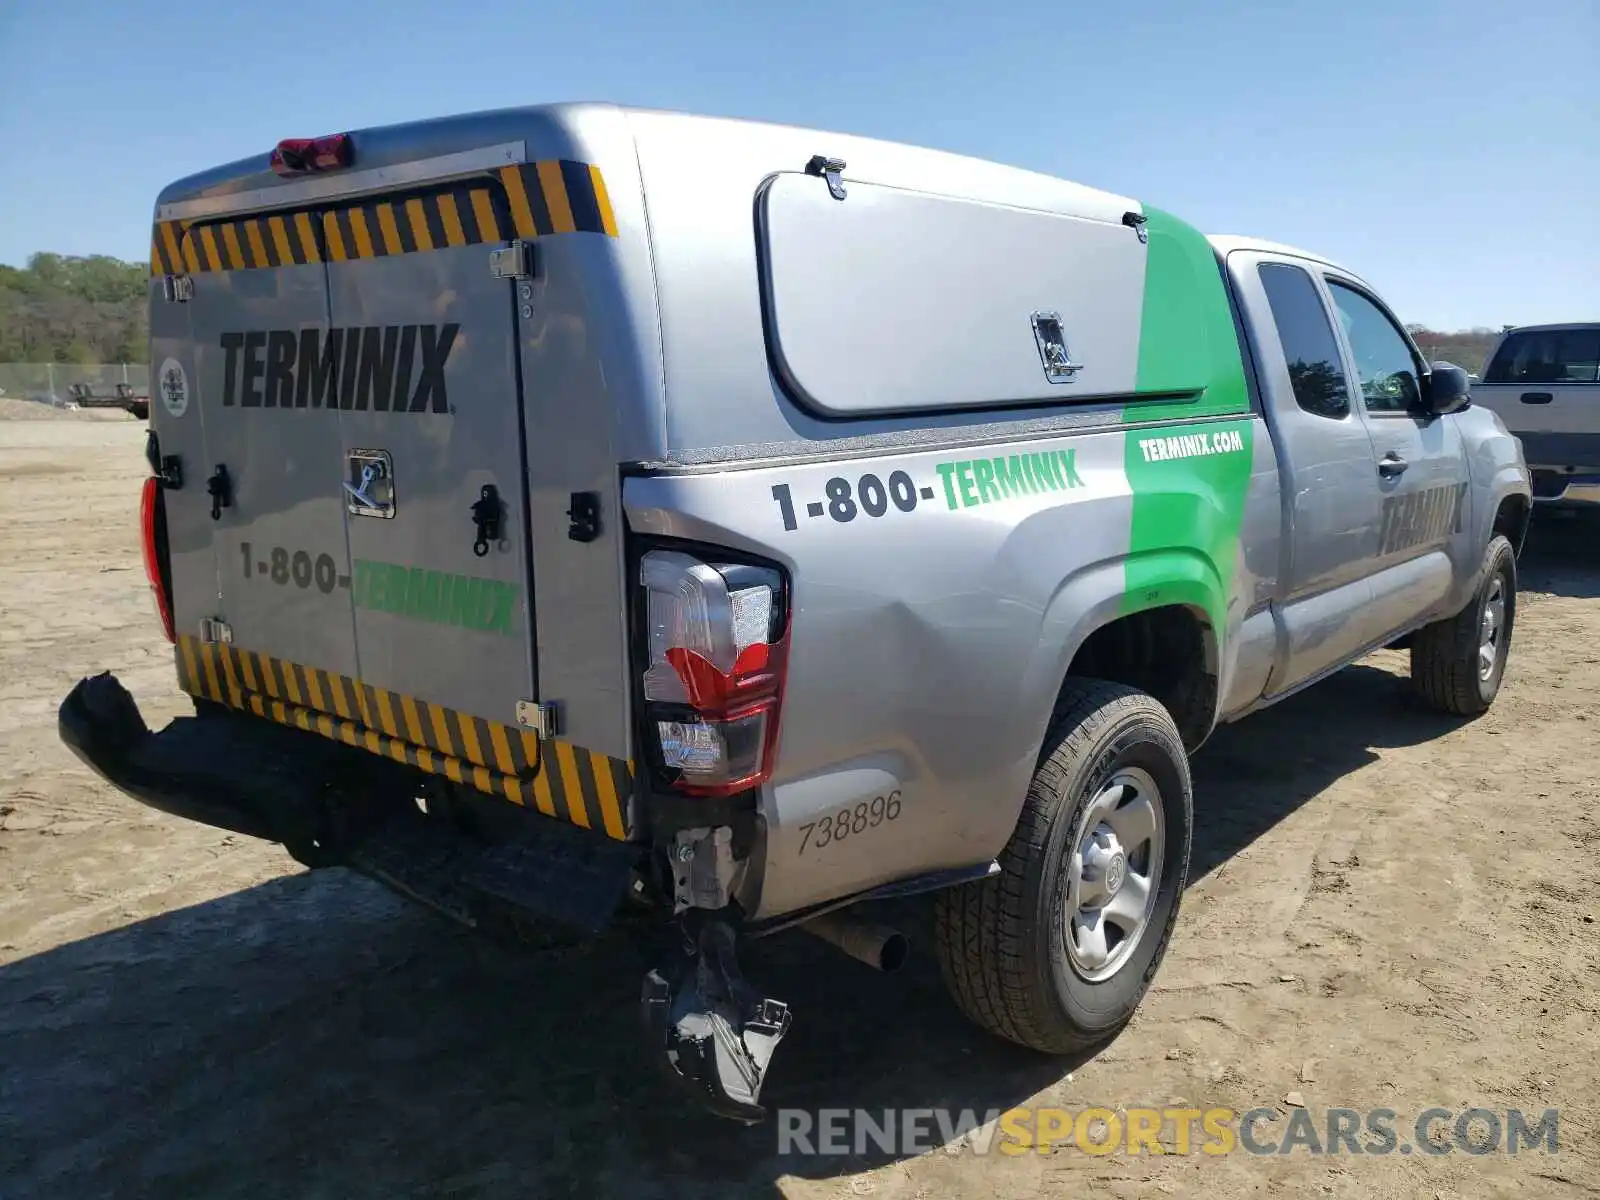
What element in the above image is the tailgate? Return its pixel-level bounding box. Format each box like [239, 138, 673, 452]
[149, 145, 633, 839]
[1476, 327, 1600, 468]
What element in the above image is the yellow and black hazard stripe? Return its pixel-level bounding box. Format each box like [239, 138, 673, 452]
[175, 634, 632, 842]
[152, 210, 326, 276]
[150, 159, 618, 276]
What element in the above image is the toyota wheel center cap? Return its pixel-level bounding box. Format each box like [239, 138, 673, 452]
[1105, 852, 1127, 896]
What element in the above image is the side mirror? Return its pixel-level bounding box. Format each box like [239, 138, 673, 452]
[1425, 361, 1472, 415]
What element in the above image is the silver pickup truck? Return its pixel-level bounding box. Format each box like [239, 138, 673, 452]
[59, 103, 1531, 1123]
[1469, 322, 1600, 509]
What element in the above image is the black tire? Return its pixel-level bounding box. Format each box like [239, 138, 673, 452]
[1410, 534, 1516, 716]
[934, 679, 1192, 1054]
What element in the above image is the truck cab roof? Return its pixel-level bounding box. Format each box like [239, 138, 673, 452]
[1491, 321, 1600, 334]
[1205, 234, 1363, 281]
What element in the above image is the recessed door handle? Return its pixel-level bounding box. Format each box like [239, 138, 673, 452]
[206, 464, 232, 520]
[1378, 453, 1408, 477]
[1520, 392, 1554, 405]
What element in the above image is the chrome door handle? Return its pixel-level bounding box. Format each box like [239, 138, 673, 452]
[342, 478, 389, 512]
[343, 463, 390, 512]
[1378, 453, 1408, 477]
[344, 451, 395, 518]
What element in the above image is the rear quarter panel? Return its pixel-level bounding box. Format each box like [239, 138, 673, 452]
[625, 411, 1279, 920]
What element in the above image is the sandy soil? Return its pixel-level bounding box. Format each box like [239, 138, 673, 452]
[2, 412, 1596, 1200]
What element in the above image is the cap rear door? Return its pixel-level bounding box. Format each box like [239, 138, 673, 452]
[322, 179, 541, 782]
[176, 212, 362, 700]
[153, 139, 633, 828]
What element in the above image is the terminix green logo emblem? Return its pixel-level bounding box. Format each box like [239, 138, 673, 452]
[352, 558, 518, 636]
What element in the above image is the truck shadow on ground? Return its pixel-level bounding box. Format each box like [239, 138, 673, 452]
[4, 540, 1596, 1199]
[1189, 662, 1459, 883]
[0, 870, 1075, 1199]
[1191, 514, 1598, 882]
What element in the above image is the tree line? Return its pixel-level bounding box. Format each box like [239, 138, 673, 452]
[0, 253, 148, 363]
[1404, 325, 1504, 376]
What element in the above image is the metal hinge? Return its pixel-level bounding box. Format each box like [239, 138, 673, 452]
[1121, 211, 1149, 244]
[162, 274, 194, 303]
[144, 429, 184, 489]
[566, 491, 600, 543]
[198, 617, 233, 644]
[515, 700, 560, 738]
[489, 241, 537, 280]
[805, 155, 848, 201]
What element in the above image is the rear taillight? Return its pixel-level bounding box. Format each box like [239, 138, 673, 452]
[638, 549, 790, 796]
[140, 476, 175, 643]
[270, 133, 352, 177]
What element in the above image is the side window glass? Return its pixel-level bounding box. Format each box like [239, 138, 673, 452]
[1257, 263, 1350, 419]
[1327, 281, 1422, 413]
[1558, 330, 1600, 382]
[1487, 329, 1600, 384]
[1485, 332, 1539, 383]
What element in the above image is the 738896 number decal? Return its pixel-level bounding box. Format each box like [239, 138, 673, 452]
[798, 790, 902, 855]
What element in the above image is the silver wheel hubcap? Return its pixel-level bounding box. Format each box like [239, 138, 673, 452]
[1479, 575, 1505, 681]
[1064, 767, 1165, 982]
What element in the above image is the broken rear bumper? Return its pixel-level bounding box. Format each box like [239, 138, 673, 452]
[61, 671, 795, 1122]
[58, 671, 333, 846]
[58, 670, 643, 934]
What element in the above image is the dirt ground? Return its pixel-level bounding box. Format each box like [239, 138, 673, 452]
[2, 408, 1596, 1200]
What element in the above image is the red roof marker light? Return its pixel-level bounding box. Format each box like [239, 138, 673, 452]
[270, 133, 353, 178]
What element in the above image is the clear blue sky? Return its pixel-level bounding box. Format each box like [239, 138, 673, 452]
[2, 0, 1594, 330]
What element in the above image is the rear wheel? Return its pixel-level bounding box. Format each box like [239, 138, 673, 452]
[935, 679, 1192, 1054]
[1410, 534, 1516, 716]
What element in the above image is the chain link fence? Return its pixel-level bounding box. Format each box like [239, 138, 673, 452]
[0, 363, 150, 404]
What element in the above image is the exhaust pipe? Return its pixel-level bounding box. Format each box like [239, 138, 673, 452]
[800, 909, 909, 972]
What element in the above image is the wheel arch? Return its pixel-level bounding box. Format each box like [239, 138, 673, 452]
[1492, 491, 1531, 558]
[1024, 549, 1226, 760]
[1061, 601, 1218, 752]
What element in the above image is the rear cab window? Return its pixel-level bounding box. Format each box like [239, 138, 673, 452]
[1484, 328, 1600, 384]
[1256, 262, 1351, 419]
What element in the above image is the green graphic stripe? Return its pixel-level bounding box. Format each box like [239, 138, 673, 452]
[1122, 421, 1255, 629]
[1122, 206, 1256, 633]
[1123, 206, 1251, 423]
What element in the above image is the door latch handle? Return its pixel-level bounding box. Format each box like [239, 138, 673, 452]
[342, 461, 391, 514]
[1520, 392, 1554, 405]
[470, 484, 503, 557]
[206, 464, 232, 520]
[1377, 453, 1408, 478]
